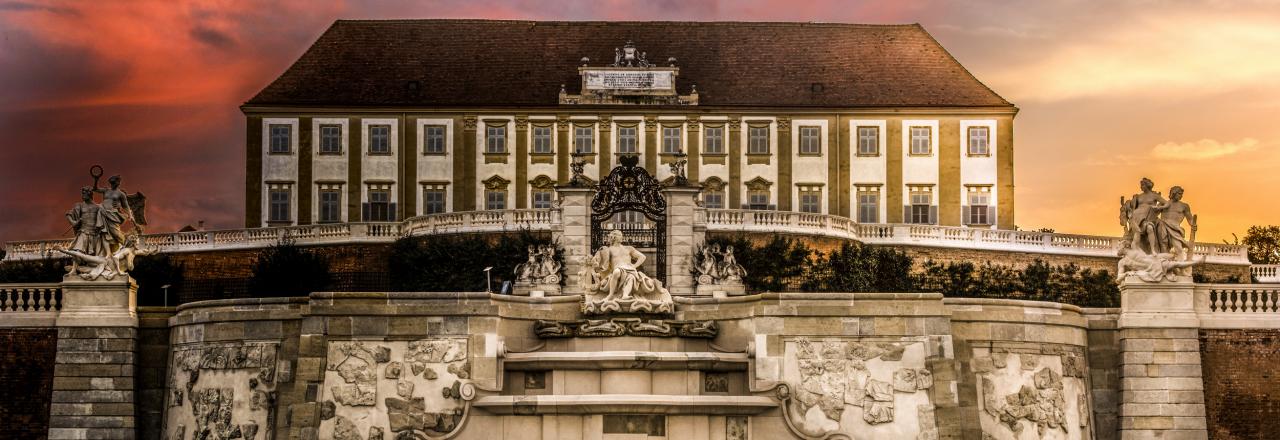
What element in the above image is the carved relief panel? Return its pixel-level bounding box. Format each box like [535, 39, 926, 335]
[971, 344, 1090, 440]
[781, 337, 939, 440]
[319, 338, 472, 440]
[165, 341, 282, 440]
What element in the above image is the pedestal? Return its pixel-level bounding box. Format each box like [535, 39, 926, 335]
[554, 186, 595, 296]
[512, 283, 562, 298]
[1116, 276, 1207, 440]
[56, 275, 138, 327]
[695, 283, 746, 298]
[49, 275, 139, 439]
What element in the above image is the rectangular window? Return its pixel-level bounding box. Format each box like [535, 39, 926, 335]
[485, 190, 507, 210]
[857, 189, 879, 223]
[318, 189, 341, 223]
[486, 125, 507, 153]
[748, 126, 769, 154]
[858, 127, 879, 156]
[616, 126, 638, 154]
[799, 126, 821, 155]
[269, 124, 291, 153]
[574, 126, 593, 154]
[798, 187, 821, 213]
[968, 126, 990, 156]
[424, 125, 446, 154]
[704, 126, 724, 154]
[704, 191, 724, 209]
[369, 124, 391, 154]
[319, 125, 342, 154]
[968, 189, 992, 225]
[662, 126, 682, 154]
[268, 188, 291, 222]
[533, 126, 553, 154]
[910, 126, 931, 156]
[909, 188, 933, 224]
[748, 191, 769, 209]
[532, 189, 554, 209]
[367, 188, 392, 221]
[423, 188, 446, 214]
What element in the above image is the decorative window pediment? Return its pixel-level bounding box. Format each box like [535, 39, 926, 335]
[529, 175, 556, 189]
[745, 176, 773, 192]
[482, 175, 512, 191]
[701, 176, 727, 192]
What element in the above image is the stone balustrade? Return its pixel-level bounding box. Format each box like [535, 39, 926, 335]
[1194, 284, 1280, 328]
[4, 208, 1251, 266]
[0, 283, 62, 327]
[1252, 264, 1280, 283]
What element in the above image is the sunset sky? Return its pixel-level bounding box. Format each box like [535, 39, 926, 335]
[2, 0, 1278, 246]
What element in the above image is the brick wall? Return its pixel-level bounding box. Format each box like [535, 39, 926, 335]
[1201, 329, 1280, 440]
[0, 328, 57, 439]
[167, 243, 393, 303]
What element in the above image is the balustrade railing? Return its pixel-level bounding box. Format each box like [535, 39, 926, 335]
[1252, 264, 1280, 283]
[1195, 284, 1280, 328]
[0, 284, 62, 313]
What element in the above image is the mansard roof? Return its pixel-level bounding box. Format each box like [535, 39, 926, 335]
[246, 20, 1013, 109]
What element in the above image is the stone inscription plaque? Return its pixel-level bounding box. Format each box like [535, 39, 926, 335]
[583, 70, 674, 91]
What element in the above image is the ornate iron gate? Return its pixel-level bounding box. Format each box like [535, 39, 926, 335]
[590, 155, 667, 282]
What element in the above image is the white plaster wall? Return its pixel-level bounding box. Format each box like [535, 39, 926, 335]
[311, 118, 349, 222]
[262, 117, 299, 226]
[475, 116, 515, 208]
[697, 116, 730, 193]
[901, 120, 940, 215]
[850, 120, 889, 223]
[416, 118, 454, 215]
[740, 117, 779, 208]
[791, 119, 830, 214]
[361, 118, 400, 215]
[959, 120, 999, 228]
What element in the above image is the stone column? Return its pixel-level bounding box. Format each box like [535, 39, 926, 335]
[1116, 277, 1207, 440]
[555, 186, 595, 296]
[49, 276, 139, 440]
[663, 186, 701, 296]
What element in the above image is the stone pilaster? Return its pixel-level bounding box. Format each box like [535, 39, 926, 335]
[1117, 277, 1207, 440]
[663, 186, 701, 296]
[555, 186, 595, 296]
[49, 276, 139, 440]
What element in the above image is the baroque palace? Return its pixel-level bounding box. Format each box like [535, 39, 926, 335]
[244, 20, 1015, 229]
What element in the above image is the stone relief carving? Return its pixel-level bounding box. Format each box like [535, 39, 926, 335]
[533, 318, 718, 339]
[165, 342, 280, 440]
[727, 416, 748, 440]
[320, 339, 475, 440]
[57, 166, 152, 280]
[781, 338, 936, 439]
[972, 348, 1088, 440]
[514, 244, 562, 285]
[579, 230, 675, 315]
[1116, 178, 1202, 282]
[692, 243, 747, 286]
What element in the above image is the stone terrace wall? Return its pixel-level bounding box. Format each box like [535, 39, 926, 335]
[1083, 309, 1121, 440]
[1200, 329, 1280, 440]
[0, 328, 58, 439]
[137, 307, 176, 440]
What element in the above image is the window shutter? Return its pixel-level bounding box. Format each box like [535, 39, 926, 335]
[988, 206, 996, 226]
[962, 205, 970, 225]
[362, 203, 370, 222]
[929, 205, 938, 225]
[389, 202, 398, 221]
[903, 205, 911, 224]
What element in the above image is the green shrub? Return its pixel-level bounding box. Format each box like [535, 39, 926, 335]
[248, 242, 331, 297]
[706, 235, 810, 292]
[389, 230, 556, 292]
[130, 254, 185, 306]
[0, 258, 69, 283]
[802, 242, 916, 292]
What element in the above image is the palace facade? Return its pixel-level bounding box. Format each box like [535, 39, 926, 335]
[243, 20, 1016, 229]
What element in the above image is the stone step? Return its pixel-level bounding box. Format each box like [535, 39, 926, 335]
[472, 394, 776, 415]
[503, 351, 749, 371]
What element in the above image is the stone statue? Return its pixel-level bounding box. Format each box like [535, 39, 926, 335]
[514, 244, 561, 285]
[1116, 178, 1202, 282]
[692, 243, 746, 286]
[66, 186, 109, 273]
[56, 166, 150, 280]
[569, 154, 588, 187]
[579, 230, 674, 314]
[668, 152, 689, 186]
[58, 234, 155, 280]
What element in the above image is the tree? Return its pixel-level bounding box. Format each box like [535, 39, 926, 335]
[1242, 225, 1280, 264]
[388, 230, 554, 292]
[248, 241, 331, 297]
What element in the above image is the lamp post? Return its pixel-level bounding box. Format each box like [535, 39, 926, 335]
[161, 284, 172, 307]
[483, 267, 493, 293]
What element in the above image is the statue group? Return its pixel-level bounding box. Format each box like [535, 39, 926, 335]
[578, 230, 674, 314]
[513, 244, 562, 285]
[58, 166, 149, 280]
[692, 243, 747, 286]
[1116, 178, 1201, 282]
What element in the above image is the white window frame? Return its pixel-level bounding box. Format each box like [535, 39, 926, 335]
[268, 187, 291, 222]
[486, 125, 507, 154]
[485, 190, 507, 210]
[662, 126, 682, 154]
[704, 126, 724, 154]
[318, 188, 341, 223]
[533, 126, 554, 154]
[857, 126, 879, 156]
[319, 124, 342, 154]
[748, 126, 769, 154]
[616, 126, 638, 154]
[856, 188, 880, 223]
[799, 126, 821, 155]
[424, 125, 446, 154]
[909, 126, 931, 156]
[269, 124, 291, 154]
[574, 126, 594, 154]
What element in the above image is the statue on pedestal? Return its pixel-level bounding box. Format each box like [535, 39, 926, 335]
[513, 244, 562, 285]
[56, 166, 150, 280]
[692, 243, 747, 286]
[1117, 178, 1201, 282]
[578, 230, 673, 314]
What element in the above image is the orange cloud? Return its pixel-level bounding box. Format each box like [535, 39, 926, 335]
[1151, 138, 1262, 161]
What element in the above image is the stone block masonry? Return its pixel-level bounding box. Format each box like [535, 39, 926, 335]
[48, 326, 137, 440]
[1118, 327, 1208, 440]
[0, 328, 58, 439]
[1200, 329, 1280, 440]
